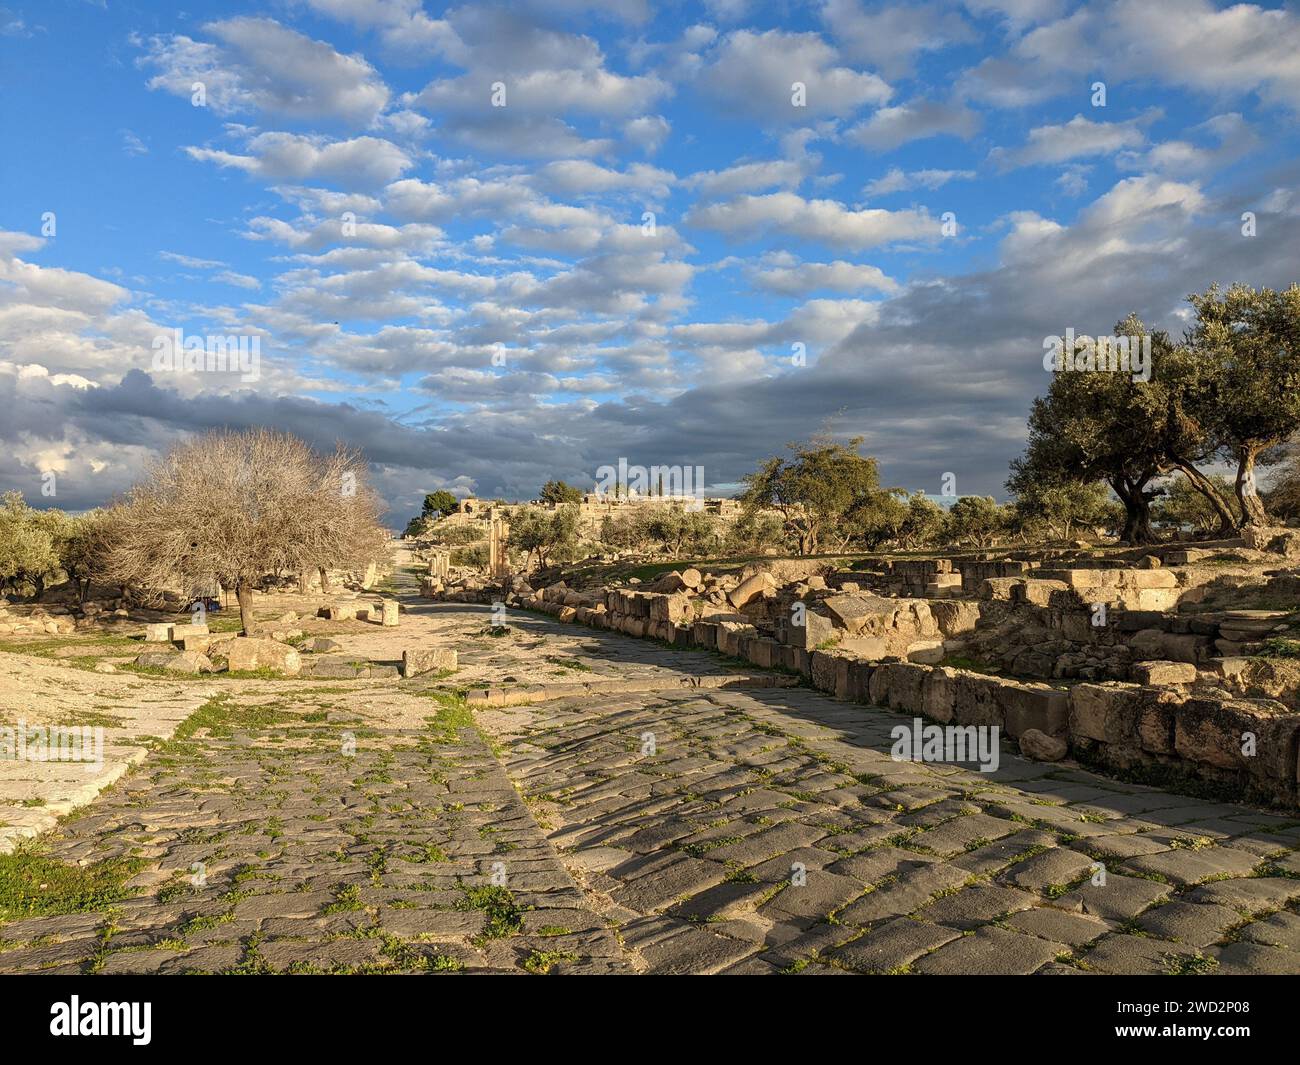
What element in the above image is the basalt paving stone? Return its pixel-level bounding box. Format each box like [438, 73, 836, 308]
[999, 847, 1098, 894]
[1053, 873, 1171, 922]
[1003, 906, 1111, 946]
[1081, 933, 1210, 975]
[1209, 940, 1300, 975]
[1236, 909, 1300, 950]
[482, 637, 1300, 974]
[1135, 900, 1245, 947]
[914, 883, 1038, 929]
[826, 846, 942, 882]
[1120, 845, 1264, 886]
[758, 871, 867, 922]
[912, 925, 1068, 975]
[828, 917, 961, 973]
[0, 703, 630, 975]
[949, 828, 1060, 875]
[834, 862, 971, 925]
[904, 811, 1020, 856]
[1084, 832, 1172, 860]
[607, 855, 730, 913]
[1187, 876, 1300, 911]
[619, 915, 757, 974]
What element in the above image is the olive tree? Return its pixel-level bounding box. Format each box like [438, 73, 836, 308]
[740, 437, 887, 555]
[0, 492, 58, 598]
[1185, 284, 1300, 527]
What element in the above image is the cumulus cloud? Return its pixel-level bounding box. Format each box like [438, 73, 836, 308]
[138, 17, 390, 124]
[750, 259, 899, 295]
[186, 132, 413, 188]
[822, 0, 976, 79]
[992, 114, 1150, 168]
[697, 29, 891, 120]
[963, 0, 1300, 111]
[846, 99, 981, 150]
[687, 192, 935, 250]
[863, 167, 976, 197]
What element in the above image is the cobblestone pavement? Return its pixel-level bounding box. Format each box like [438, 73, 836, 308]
[485, 621, 1300, 976]
[5, 599, 1300, 974]
[0, 687, 628, 974]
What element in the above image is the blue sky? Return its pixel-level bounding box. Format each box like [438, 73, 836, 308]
[2, 0, 1298, 525]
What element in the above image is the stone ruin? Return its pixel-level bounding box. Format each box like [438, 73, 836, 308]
[428, 528, 1300, 807]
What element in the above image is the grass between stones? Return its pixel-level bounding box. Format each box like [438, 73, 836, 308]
[0, 846, 145, 921]
[456, 884, 525, 942]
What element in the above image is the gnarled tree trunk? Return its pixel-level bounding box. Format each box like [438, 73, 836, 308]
[1170, 458, 1240, 534]
[1111, 475, 1158, 545]
[1236, 445, 1270, 527]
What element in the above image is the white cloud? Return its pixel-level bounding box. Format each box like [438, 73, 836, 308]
[187, 132, 413, 188]
[138, 17, 390, 125]
[688, 159, 811, 199]
[823, 0, 976, 78]
[863, 167, 975, 196]
[687, 192, 935, 250]
[751, 259, 899, 295]
[847, 99, 980, 150]
[698, 29, 891, 120]
[993, 114, 1149, 168]
[533, 160, 675, 199]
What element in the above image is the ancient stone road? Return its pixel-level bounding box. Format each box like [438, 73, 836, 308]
[5, 596, 1300, 974]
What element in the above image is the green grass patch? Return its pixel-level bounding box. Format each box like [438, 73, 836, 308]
[456, 884, 524, 940]
[424, 692, 474, 744]
[522, 948, 579, 974]
[0, 847, 145, 922]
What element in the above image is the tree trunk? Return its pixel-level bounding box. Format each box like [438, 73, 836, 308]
[1171, 458, 1241, 534]
[1111, 477, 1158, 545]
[1236, 445, 1270, 527]
[31, 575, 45, 601]
[235, 580, 255, 636]
[318, 566, 330, 593]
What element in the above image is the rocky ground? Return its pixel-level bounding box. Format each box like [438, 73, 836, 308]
[3, 560, 1300, 974]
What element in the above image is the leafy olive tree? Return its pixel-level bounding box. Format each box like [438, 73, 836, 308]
[740, 437, 887, 555]
[0, 492, 58, 598]
[1184, 283, 1300, 527]
[539, 480, 583, 505]
[509, 505, 580, 569]
[945, 496, 1011, 547]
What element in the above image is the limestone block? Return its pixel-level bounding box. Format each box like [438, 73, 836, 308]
[222, 637, 301, 676]
[402, 648, 459, 677]
[1068, 683, 1142, 745]
[1132, 660, 1198, 686]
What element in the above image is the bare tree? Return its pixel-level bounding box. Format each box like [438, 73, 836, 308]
[107, 429, 386, 635]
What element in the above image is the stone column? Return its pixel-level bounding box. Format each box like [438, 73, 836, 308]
[381, 599, 399, 627]
[488, 518, 510, 579]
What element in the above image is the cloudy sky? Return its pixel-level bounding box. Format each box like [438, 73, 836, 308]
[2, 0, 1298, 525]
